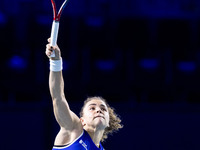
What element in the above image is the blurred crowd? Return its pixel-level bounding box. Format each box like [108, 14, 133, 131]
[0, 0, 200, 104]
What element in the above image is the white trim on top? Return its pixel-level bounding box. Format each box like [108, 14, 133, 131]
[53, 130, 84, 149]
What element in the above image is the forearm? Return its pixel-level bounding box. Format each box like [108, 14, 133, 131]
[49, 71, 65, 100]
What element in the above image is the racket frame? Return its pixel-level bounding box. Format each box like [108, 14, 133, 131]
[50, 0, 68, 57]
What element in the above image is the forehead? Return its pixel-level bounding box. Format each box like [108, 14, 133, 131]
[85, 99, 107, 107]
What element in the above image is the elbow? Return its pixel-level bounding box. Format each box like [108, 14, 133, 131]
[52, 97, 67, 107]
[50, 89, 65, 101]
[52, 93, 65, 102]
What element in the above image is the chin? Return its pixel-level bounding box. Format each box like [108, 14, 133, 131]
[94, 120, 107, 129]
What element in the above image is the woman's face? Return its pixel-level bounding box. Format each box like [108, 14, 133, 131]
[81, 98, 110, 130]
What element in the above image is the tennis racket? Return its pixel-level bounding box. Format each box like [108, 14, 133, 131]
[50, 0, 69, 57]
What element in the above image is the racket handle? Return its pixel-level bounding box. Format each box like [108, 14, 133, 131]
[50, 21, 60, 57]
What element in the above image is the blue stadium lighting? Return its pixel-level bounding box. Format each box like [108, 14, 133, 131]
[37, 15, 51, 25]
[139, 58, 159, 70]
[0, 12, 7, 24]
[177, 61, 196, 72]
[86, 16, 104, 27]
[8, 55, 27, 70]
[95, 60, 115, 71]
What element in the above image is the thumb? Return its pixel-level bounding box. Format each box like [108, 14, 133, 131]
[47, 38, 51, 43]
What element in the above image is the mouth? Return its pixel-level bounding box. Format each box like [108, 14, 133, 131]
[94, 116, 105, 120]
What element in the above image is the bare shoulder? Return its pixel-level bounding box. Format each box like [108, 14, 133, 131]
[54, 119, 83, 145]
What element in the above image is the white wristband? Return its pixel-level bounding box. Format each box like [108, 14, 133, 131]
[50, 58, 63, 72]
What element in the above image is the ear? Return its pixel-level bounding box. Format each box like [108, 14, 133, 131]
[80, 117, 86, 126]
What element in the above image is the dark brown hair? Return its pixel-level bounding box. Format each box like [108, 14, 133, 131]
[79, 96, 123, 142]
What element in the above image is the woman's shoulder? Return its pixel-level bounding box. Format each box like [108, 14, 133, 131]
[54, 127, 84, 146]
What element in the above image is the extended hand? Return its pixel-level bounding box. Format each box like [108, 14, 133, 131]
[45, 38, 61, 60]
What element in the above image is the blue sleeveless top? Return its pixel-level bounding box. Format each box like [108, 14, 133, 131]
[52, 130, 104, 150]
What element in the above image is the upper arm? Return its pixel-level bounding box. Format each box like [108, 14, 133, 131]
[53, 97, 82, 131]
[52, 98, 83, 145]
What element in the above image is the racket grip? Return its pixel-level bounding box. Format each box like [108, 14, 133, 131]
[50, 21, 59, 57]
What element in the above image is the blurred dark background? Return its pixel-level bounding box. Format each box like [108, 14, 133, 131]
[1, 0, 200, 149]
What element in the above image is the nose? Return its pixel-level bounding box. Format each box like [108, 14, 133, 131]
[96, 107, 102, 113]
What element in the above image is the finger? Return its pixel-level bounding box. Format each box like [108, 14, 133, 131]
[48, 38, 51, 43]
[46, 44, 54, 51]
[45, 50, 52, 57]
[46, 44, 50, 48]
[46, 47, 53, 53]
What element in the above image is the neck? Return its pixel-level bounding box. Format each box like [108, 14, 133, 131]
[84, 127, 104, 147]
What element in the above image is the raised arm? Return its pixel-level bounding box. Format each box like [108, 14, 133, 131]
[46, 39, 82, 144]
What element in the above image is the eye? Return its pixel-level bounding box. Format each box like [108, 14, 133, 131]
[89, 107, 95, 111]
[101, 107, 107, 111]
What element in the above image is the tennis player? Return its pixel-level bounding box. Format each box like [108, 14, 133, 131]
[45, 38, 123, 150]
